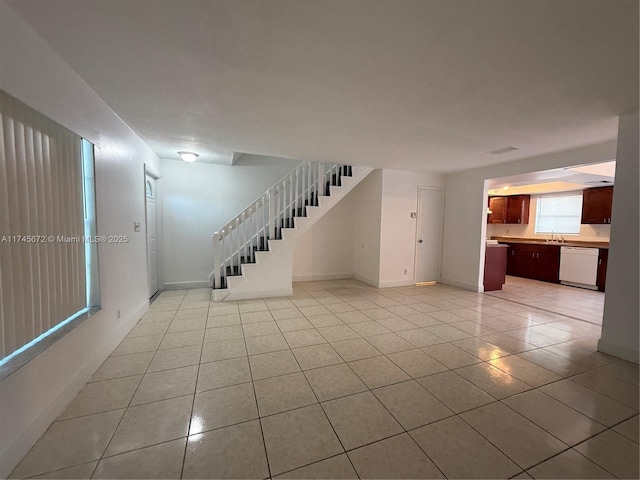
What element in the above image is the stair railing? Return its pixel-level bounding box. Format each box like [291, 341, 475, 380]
[211, 161, 352, 289]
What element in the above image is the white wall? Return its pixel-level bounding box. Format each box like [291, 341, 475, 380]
[0, 4, 161, 476]
[441, 141, 617, 292]
[487, 197, 611, 242]
[599, 111, 639, 363]
[292, 191, 356, 282]
[352, 170, 383, 286]
[379, 170, 444, 287]
[160, 155, 299, 288]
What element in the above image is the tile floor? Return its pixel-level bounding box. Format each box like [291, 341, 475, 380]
[10, 279, 639, 479]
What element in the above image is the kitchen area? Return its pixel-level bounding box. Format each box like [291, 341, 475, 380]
[482, 161, 615, 322]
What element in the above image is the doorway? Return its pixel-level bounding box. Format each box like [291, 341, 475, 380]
[415, 187, 444, 283]
[145, 172, 159, 298]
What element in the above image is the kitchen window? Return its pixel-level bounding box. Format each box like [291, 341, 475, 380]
[535, 193, 582, 235]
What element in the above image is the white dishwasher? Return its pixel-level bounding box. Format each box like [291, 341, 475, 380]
[559, 246, 599, 289]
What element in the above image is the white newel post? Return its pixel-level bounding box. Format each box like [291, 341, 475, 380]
[213, 232, 221, 288]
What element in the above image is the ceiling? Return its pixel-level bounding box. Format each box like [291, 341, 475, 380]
[487, 161, 616, 195]
[7, 0, 639, 173]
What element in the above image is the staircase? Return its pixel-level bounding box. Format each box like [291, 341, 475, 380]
[209, 161, 373, 301]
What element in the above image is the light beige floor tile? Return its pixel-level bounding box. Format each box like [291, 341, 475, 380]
[417, 371, 496, 413]
[570, 370, 639, 409]
[613, 415, 639, 443]
[365, 332, 414, 354]
[158, 329, 204, 350]
[421, 343, 481, 369]
[292, 344, 343, 370]
[489, 355, 561, 387]
[111, 334, 164, 356]
[139, 310, 176, 323]
[574, 430, 639, 479]
[275, 454, 358, 479]
[276, 317, 314, 332]
[240, 310, 276, 324]
[91, 351, 154, 382]
[540, 379, 636, 426]
[348, 433, 444, 479]
[200, 338, 246, 363]
[322, 391, 403, 450]
[207, 304, 239, 316]
[331, 338, 382, 362]
[411, 416, 520, 479]
[127, 320, 171, 338]
[190, 382, 258, 433]
[386, 305, 420, 317]
[265, 298, 296, 310]
[203, 325, 243, 343]
[59, 375, 140, 419]
[105, 395, 192, 457]
[481, 332, 538, 353]
[324, 302, 356, 314]
[245, 332, 289, 355]
[504, 389, 606, 445]
[317, 324, 360, 342]
[595, 361, 639, 386]
[460, 402, 568, 469]
[93, 438, 186, 479]
[167, 316, 206, 333]
[197, 357, 251, 391]
[425, 324, 473, 341]
[131, 365, 198, 405]
[456, 363, 531, 399]
[10, 410, 124, 478]
[147, 344, 202, 373]
[304, 363, 368, 401]
[262, 404, 343, 475]
[451, 337, 511, 360]
[299, 304, 332, 317]
[450, 320, 498, 336]
[335, 311, 372, 324]
[242, 321, 280, 338]
[517, 349, 590, 377]
[373, 380, 453, 429]
[387, 349, 448, 378]
[402, 313, 442, 327]
[362, 307, 398, 321]
[239, 302, 269, 314]
[254, 372, 317, 416]
[30, 461, 98, 479]
[292, 298, 321, 307]
[206, 313, 240, 327]
[183, 420, 269, 479]
[249, 349, 301, 380]
[307, 313, 344, 328]
[527, 449, 614, 479]
[349, 355, 410, 388]
[395, 328, 444, 348]
[348, 321, 391, 337]
[284, 328, 326, 348]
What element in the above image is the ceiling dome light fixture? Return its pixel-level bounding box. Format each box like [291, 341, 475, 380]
[178, 151, 199, 163]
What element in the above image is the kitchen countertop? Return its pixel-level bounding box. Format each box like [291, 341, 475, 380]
[491, 236, 609, 249]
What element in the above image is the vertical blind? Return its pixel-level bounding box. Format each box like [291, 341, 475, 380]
[0, 90, 86, 359]
[535, 193, 583, 234]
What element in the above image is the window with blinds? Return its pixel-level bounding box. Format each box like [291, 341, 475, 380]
[0, 90, 99, 365]
[534, 193, 583, 235]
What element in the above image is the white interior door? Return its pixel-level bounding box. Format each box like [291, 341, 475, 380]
[145, 174, 159, 298]
[415, 187, 444, 283]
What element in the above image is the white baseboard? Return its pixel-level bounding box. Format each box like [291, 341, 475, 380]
[0, 300, 148, 478]
[439, 277, 481, 292]
[597, 337, 640, 364]
[377, 279, 415, 288]
[225, 288, 294, 301]
[353, 273, 380, 288]
[292, 272, 353, 282]
[163, 281, 210, 290]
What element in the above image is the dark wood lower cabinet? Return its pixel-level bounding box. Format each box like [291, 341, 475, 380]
[597, 249, 608, 292]
[505, 243, 560, 284]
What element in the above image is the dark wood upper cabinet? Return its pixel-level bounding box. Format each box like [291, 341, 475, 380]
[488, 197, 507, 224]
[505, 195, 530, 224]
[581, 186, 613, 224]
[488, 195, 530, 224]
